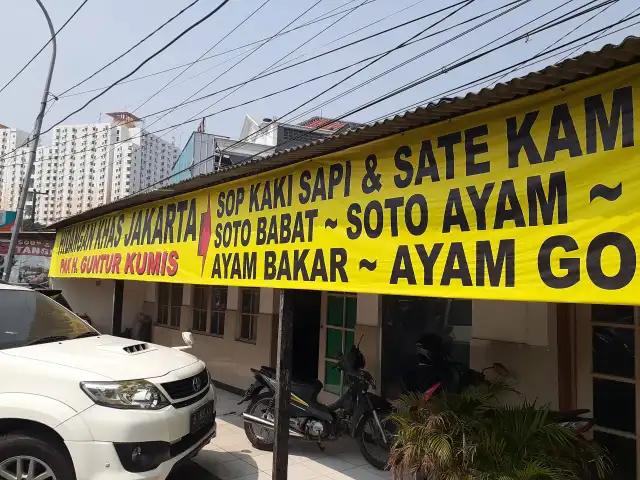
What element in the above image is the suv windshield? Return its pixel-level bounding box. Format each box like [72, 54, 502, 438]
[0, 290, 97, 350]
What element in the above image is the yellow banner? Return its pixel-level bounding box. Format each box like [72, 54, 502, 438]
[51, 64, 640, 305]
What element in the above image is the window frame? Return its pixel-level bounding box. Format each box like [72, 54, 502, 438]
[190, 285, 227, 337]
[237, 288, 260, 344]
[156, 283, 183, 328]
[323, 292, 357, 395]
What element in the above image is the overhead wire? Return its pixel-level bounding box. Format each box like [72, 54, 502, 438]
[368, 18, 640, 123]
[557, 2, 640, 60]
[484, 0, 619, 87]
[0, 0, 478, 167]
[140, 3, 639, 195]
[136, 0, 485, 191]
[2, 0, 475, 166]
[1, 0, 504, 164]
[1, 0, 228, 161]
[0, 0, 91, 96]
[82, 0, 330, 195]
[0, 0, 620, 169]
[145, 0, 371, 157]
[56, 0, 378, 100]
[57, 0, 203, 98]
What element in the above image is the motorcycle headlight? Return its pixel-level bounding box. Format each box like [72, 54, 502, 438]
[80, 380, 170, 410]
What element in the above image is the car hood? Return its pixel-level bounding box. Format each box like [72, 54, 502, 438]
[3, 335, 199, 380]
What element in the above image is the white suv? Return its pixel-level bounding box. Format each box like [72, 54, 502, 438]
[0, 283, 216, 479]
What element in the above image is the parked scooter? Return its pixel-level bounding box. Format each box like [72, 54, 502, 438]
[239, 341, 393, 469]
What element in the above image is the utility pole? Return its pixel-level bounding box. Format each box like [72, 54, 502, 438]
[29, 189, 48, 223]
[4, 0, 56, 281]
[272, 289, 293, 479]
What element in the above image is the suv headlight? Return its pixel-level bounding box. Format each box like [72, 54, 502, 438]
[80, 380, 170, 410]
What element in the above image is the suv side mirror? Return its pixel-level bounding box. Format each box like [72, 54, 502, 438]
[182, 332, 194, 347]
[173, 332, 195, 351]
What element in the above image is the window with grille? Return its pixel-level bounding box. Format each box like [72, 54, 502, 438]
[190, 286, 227, 336]
[210, 287, 227, 336]
[157, 283, 183, 327]
[587, 305, 639, 478]
[192, 286, 208, 332]
[238, 288, 260, 343]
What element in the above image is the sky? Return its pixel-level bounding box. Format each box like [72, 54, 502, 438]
[1, 0, 637, 152]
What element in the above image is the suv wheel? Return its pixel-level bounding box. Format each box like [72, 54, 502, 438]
[0, 433, 75, 480]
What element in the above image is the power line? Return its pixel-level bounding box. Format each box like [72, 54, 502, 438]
[149, 0, 369, 155]
[275, 0, 432, 70]
[558, 3, 640, 61]
[484, 0, 618, 88]
[143, 5, 639, 195]
[34, 0, 233, 149]
[0, 0, 212, 161]
[0, 0, 620, 169]
[86, 0, 330, 197]
[273, 0, 535, 133]
[57, 0, 203, 98]
[126, 0, 274, 141]
[56, 0, 378, 100]
[132, 0, 271, 114]
[181, 0, 534, 164]
[138, 0, 484, 191]
[369, 19, 640, 123]
[0, 0, 90, 96]
[0, 0, 486, 165]
[138, 0, 484, 120]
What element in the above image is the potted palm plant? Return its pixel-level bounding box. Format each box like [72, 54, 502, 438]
[387, 379, 611, 480]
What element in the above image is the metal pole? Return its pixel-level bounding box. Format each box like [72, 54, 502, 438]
[112, 280, 124, 336]
[4, 0, 56, 281]
[273, 289, 293, 479]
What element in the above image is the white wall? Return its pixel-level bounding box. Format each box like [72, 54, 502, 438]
[51, 278, 114, 333]
[122, 280, 149, 330]
[470, 301, 559, 409]
[50, 278, 147, 334]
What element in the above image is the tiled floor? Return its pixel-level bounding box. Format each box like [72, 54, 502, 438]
[193, 389, 396, 480]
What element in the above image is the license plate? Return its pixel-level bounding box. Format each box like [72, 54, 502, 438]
[190, 401, 214, 433]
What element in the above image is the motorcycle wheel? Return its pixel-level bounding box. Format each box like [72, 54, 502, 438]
[355, 410, 392, 470]
[244, 392, 276, 451]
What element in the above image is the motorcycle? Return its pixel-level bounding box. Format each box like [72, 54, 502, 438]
[414, 334, 594, 437]
[239, 341, 393, 470]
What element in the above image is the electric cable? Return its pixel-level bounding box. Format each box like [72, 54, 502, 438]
[0, 0, 509, 164]
[484, 0, 620, 88]
[56, 0, 378, 100]
[140, 0, 369, 167]
[57, 0, 203, 98]
[368, 18, 640, 123]
[90, 0, 329, 196]
[142, 7, 639, 195]
[0, 0, 90, 96]
[0, 0, 618, 169]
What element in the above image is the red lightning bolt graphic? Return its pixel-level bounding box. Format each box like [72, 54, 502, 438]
[197, 194, 212, 276]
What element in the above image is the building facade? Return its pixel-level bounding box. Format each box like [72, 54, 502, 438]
[169, 131, 272, 185]
[0, 113, 179, 225]
[47, 37, 640, 478]
[0, 124, 29, 203]
[240, 114, 359, 152]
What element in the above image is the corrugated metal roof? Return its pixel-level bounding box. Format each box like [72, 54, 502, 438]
[49, 36, 640, 230]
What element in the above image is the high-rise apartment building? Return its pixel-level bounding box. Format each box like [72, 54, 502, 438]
[0, 125, 30, 197]
[0, 112, 179, 225]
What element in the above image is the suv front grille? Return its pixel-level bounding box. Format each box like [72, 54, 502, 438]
[161, 368, 209, 400]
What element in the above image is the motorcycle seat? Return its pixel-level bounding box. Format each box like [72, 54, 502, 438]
[260, 366, 323, 398]
[550, 409, 591, 421]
